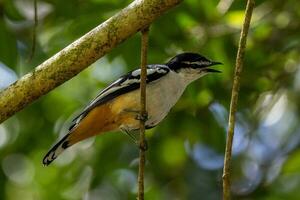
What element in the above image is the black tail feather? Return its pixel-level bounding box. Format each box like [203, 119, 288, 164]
[43, 133, 71, 166]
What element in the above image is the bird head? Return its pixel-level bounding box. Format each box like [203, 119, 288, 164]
[166, 52, 222, 82]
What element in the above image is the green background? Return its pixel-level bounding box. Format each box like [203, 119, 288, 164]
[1, 0, 300, 199]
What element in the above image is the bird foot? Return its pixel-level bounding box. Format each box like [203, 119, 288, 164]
[123, 109, 148, 122]
[136, 112, 148, 122]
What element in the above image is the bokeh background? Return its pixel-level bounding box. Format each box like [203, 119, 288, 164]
[1, 0, 300, 199]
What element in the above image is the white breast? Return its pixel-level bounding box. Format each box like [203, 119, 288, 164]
[145, 71, 187, 128]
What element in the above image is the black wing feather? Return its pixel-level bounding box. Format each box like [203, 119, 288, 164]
[69, 65, 170, 131]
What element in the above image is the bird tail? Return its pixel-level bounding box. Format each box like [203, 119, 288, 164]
[43, 133, 72, 166]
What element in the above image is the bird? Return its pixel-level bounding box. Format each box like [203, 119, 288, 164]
[43, 52, 222, 166]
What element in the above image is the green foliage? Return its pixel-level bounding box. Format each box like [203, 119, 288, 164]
[1, 0, 300, 199]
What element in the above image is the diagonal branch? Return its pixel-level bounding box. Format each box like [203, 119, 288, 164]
[0, 0, 182, 124]
[222, 0, 255, 199]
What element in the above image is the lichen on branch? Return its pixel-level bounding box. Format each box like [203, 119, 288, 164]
[0, 0, 182, 123]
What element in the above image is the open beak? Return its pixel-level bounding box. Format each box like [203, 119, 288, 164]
[205, 61, 223, 73]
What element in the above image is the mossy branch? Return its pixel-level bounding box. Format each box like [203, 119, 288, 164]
[0, 0, 182, 123]
[222, 0, 255, 199]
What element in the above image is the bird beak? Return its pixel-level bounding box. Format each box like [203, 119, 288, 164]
[205, 61, 223, 73]
[210, 61, 223, 66]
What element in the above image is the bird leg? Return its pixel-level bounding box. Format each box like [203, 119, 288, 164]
[121, 109, 148, 150]
[120, 126, 148, 151]
[120, 127, 139, 145]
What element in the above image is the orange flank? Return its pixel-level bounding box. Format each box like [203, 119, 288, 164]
[68, 102, 117, 145]
[68, 90, 140, 146]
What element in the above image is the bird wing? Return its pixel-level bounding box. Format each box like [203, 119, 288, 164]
[69, 64, 170, 131]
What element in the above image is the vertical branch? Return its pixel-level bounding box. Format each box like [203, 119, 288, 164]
[137, 27, 149, 200]
[28, 0, 38, 61]
[222, 0, 255, 199]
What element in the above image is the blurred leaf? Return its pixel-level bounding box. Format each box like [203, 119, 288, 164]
[282, 150, 300, 174]
[3, 0, 25, 21]
[225, 11, 245, 28]
[159, 137, 187, 168]
[0, 20, 18, 69]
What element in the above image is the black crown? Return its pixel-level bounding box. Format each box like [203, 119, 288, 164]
[166, 52, 213, 71]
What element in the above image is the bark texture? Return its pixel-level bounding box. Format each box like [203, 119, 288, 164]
[0, 0, 182, 123]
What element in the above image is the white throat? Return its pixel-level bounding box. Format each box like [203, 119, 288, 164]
[177, 68, 206, 85]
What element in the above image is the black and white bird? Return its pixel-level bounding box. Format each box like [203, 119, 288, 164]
[43, 52, 222, 166]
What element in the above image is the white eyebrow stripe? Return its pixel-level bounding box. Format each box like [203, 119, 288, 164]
[182, 61, 211, 65]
